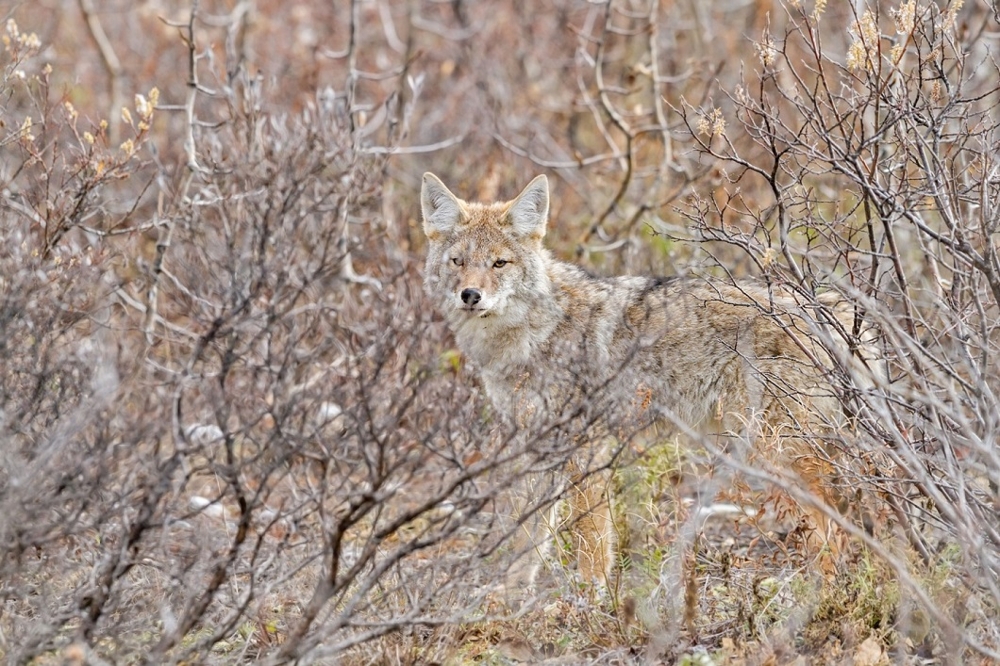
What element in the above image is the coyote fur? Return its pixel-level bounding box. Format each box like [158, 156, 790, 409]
[420, 173, 871, 587]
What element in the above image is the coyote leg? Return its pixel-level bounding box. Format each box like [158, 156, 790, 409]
[499, 471, 557, 598]
[567, 466, 616, 586]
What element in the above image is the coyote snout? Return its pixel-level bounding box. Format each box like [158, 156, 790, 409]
[460, 288, 481, 306]
[420, 172, 876, 592]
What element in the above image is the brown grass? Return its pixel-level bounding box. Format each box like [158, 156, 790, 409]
[1, 1, 998, 663]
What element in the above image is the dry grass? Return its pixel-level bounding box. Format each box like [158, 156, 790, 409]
[1, 1, 999, 663]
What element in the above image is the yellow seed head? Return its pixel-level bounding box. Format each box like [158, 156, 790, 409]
[761, 247, 777, 269]
[943, 0, 964, 31]
[931, 80, 942, 102]
[20, 116, 34, 142]
[846, 10, 880, 72]
[698, 108, 726, 138]
[756, 34, 778, 67]
[893, 0, 916, 35]
[697, 116, 710, 137]
[134, 94, 151, 120]
[711, 109, 726, 137]
[847, 41, 867, 71]
[859, 10, 879, 45]
[890, 44, 905, 65]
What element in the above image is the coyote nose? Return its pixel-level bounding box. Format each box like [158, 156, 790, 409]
[461, 288, 481, 306]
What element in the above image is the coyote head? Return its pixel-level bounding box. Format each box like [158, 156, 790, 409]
[420, 173, 552, 327]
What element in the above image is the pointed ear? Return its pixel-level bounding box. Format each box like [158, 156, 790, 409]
[508, 175, 549, 238]
[421, 173, 463, 239]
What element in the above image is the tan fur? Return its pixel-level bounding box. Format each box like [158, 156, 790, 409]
[420, 173, 873, 588]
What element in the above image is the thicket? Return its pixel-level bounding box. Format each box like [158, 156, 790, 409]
[1, 1, 997, 663]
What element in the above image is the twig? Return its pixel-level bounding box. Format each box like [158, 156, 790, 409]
[146, 0, 202, 346]
[78, 0, 123, 145]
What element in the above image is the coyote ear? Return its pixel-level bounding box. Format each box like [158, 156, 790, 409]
[508, 175, 549, 239]
[421, 173, 463, 238]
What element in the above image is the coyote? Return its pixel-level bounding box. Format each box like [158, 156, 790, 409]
[420, 173, 872, 587]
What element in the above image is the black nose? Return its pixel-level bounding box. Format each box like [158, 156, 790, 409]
[461, 288, 481, 306]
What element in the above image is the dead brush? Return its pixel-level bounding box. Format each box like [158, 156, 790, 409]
[2, 0, 999, 663]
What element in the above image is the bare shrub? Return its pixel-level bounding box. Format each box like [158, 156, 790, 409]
[2, 0, 999, 663]
[672, 0, 1000, 659]
[0, 6, 617, 663]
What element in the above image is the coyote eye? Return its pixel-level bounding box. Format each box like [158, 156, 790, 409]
[451, 257, 464, 267]
[493, 259, 508, 268]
